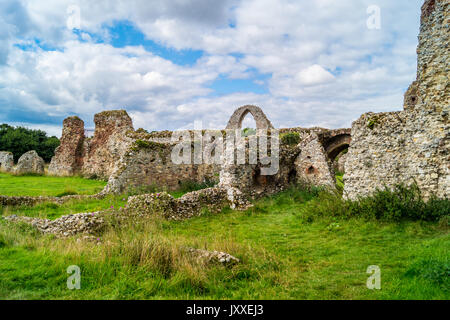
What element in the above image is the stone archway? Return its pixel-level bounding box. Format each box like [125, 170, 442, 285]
[226, 105, 274, 130]
[323, 133, 351, 163]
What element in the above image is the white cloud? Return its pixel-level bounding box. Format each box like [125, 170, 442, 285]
[296, 65, 335, 86]
[0, 0, 424, 136]
[7, 122, 62, 137]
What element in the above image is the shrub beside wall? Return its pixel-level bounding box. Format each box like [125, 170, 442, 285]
[299, 184, 450, 222]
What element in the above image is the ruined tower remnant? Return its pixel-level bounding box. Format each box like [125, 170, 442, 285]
[344, 0, 449, 200]
[49, 110, 134, 179]
[48, 116, 85, 176]
[82, 110, 134, 179]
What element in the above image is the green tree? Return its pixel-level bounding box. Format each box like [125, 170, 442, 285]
[0, 124, 60, 162]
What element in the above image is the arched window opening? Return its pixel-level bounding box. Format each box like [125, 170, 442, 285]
[241, 112, 257, 137]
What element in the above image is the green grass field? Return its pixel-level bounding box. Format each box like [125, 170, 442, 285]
[0, 173, 107, 197]
[0, 173, 186, 220]
[0, 174, 448, 300]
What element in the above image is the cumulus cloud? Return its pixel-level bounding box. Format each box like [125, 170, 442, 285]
[0, 0, 424, 136]
[296, 65, 335, 86]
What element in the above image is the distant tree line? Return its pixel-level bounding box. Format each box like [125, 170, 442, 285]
[0, 124, 60, 163]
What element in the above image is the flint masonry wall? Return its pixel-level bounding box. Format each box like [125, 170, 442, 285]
[51, 106, 350, 195]
[104, 130, 220, 193]
[82, 110, 134, 179]
[344, 0, 449, 200]
[49, 110, 135, 180]
[217, 125, 350, 197]
[107, 127, 349, 195]
[295, 133, 336, 189]
[14, 150, 45, 175]
[49, 111, 222, 191]
[48, 116, 85, 176]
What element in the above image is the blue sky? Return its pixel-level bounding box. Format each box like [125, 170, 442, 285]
[0, 0, 423, 136]
[103, 20, 270, 96]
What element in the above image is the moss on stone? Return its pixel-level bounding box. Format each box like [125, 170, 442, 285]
[96, 110, 128, 117]
[147, 130, 173, 138]
[367, 117, 378, 130]
[131, 140, 167, 152]
[129, 139, 170, 164]
[65, 116, 83, 122]
[135, 128, 149, 134]
[280, 132, 301, 145]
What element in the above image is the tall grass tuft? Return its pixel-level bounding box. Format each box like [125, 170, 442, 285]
[56, 188, 78, 197]
[299, 184, 450, 222]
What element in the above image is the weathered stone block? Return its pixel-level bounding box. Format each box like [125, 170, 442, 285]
[14, 150, 44, 175]
[0, 151, 14, 173]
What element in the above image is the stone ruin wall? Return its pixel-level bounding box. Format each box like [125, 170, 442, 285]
[225, 105, 274, 130]
[105, 130, 221, 193]
[294, 133, 336, 189]
[49, 113, 223, 192]
[216, 105, 351, 196]
[217, 127, 350, 197]
[82, 110, 135, 179]
[336, 152, 348, 173]
[49, 106, 351, 196]
[344, 0, 449, 200]
[14, 150, 45, 175]
[48, 116, 85, 176]
[5, 1, 448, 237]
[49, 110, 135, 180]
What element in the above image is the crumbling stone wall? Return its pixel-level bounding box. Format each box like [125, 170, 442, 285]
[104, 133, 220, 193]
[0, 193, 105, 207]
[126, 186, 250, 220]
[51, 106, 349, 195]
[295, 133, 336, 188]
[0, 151, 14, 172]
[218, 121, 347, 197]
[49, 110, 135, 180]
[82, 110, 135, 179]
[48, 116, 85, 176]
[344, 0, 449, 200]
[4, 212, 105, 238]
[3, 187, 249, 238]
[50, 112, 221, 191]
[319, 129, 351, 162]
